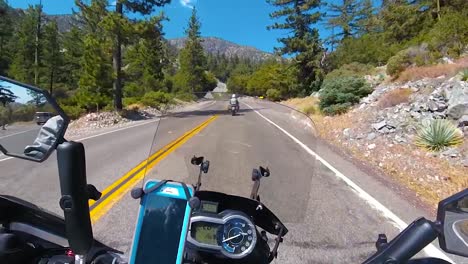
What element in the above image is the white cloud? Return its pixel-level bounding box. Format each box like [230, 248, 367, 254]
[180, 0, 196, 9]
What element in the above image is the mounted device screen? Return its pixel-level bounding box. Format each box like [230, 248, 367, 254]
[133, 193, 188, 264]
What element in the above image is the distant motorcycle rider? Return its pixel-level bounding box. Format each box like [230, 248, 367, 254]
[230, 94, 239, 111]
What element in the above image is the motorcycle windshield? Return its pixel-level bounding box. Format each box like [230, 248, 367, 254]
[141, 92, 318, 222]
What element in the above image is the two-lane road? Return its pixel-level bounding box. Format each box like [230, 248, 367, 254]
[0, 99, 462, 263]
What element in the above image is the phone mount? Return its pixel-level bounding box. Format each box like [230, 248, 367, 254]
[131, 180, 201, 210]
[190, 156, 210, 192]
[250, 166, 269, 202]
[57, 141, 102, 264]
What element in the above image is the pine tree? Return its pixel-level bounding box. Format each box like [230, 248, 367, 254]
[267, 0, 324, 94]
[326, 0, 361, 39]
[61, 26, 84, 91]
[0, 0, 13, 75]
[176, 8, 213, 93]
[356, 0, 377, 35]
[125, 14, 168, 96]
[109, 0, 172, 110]
[41, 20, 62, 94]
[8, 6, 39, 84]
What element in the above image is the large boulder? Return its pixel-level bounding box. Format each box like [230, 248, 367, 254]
[446, 81, 468, 119]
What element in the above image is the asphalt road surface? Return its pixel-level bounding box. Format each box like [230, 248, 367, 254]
[0, 122, 41, 154]
[0, 99, 464, 263]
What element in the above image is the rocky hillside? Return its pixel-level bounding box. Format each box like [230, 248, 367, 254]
[168, 37, 274, 62]
[289, 62, 468, 206]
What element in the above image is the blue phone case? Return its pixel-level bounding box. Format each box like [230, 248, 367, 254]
[129, 180, 193, 264]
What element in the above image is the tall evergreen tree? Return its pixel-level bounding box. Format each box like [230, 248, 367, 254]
[176, 8, 213, 93]
[61, 26, 84, 91]
[267, 0, 324, 94]
[8, 6, 39, 84]
[356, 0, 377, 35]
[0, 0, 13, 75]
[110, 0, 172, 111]
[125, 14, 168, 96]
[41, 20, 62, 94]
[326, 0, 361, 39]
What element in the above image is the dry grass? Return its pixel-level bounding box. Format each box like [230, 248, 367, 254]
[378, 88, 413, 109]
[397, 56, 468, 82]
[125, 103, 144, 111]
[283, 97, 320, 113]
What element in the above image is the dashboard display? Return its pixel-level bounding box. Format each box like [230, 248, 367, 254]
[191, 222, 221, 245]
[201, 201, 218, 213]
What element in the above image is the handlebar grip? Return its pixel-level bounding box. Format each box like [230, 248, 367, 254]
[363, 218, 439, 264]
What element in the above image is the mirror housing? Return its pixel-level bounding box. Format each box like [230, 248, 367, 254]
[0, 76, 69, 162]
[437, 188, 468, 257]
[191, 156, 204, 166]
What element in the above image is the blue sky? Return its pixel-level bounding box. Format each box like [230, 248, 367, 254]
[8, 0, 380, 53]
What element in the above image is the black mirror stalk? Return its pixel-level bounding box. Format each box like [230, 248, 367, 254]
[57, 141, 93, 260]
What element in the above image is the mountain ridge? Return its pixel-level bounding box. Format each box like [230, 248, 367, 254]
[168, 37, 274, 62]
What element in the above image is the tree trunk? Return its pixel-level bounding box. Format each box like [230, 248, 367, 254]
[49, 69, 54, 95]
[436, 0, 441, 21]
[113, 1, 123, 111]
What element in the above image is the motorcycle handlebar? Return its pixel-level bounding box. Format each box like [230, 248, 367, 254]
[363, 217, 439, 264]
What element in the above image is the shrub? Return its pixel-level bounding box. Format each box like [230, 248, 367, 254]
[266, 88, 281, 101]
[62, 105, 86, 120]
[325, 63, 375, 82]
[378, 88, 413, 109]
[319, 76, 372, 115]
[141, 91, 174, 109]
[414, 119, 463, 151]
[387, 50, 411, 76]
[427, 12, 468, 58]
[301, 104, 317, 115]
[175, 93, 197, 102]
[123, 97, 141, 107]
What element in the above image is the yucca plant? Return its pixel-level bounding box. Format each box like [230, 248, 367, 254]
[414, 119, 464, 151]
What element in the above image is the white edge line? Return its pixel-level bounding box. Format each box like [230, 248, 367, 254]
[243, 101, 453, 263]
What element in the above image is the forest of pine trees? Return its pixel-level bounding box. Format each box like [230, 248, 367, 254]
[0, 0, 467, 118]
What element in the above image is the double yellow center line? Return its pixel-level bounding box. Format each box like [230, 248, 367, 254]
[89, 115, 218, 223]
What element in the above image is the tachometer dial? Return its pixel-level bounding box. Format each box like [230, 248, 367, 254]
[221, 216, 257, 258]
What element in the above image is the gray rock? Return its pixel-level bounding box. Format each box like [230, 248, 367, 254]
[372, 121, 387, 131]
[394, 134, 407, 143]
[427, 101, 439, 112]
[355, 134, 365, 140]
[367, 133, 377, 141]
[446, 81, 468, 119]
[463, 158, 468, 167]
[343, 128, 352, 138]
[411, 111, 422, 119]
[458, 115, 468, 127]
[441, 148, 460, 158]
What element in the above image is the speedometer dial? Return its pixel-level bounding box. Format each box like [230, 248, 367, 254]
[221, 216, 257, 258]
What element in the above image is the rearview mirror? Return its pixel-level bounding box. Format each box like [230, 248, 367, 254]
[0, 76, 68, 162]
[437, 188, 468, 257]
[191, 156, 204, 166]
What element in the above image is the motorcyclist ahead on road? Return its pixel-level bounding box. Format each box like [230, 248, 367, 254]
[230, 94, 239, 111]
